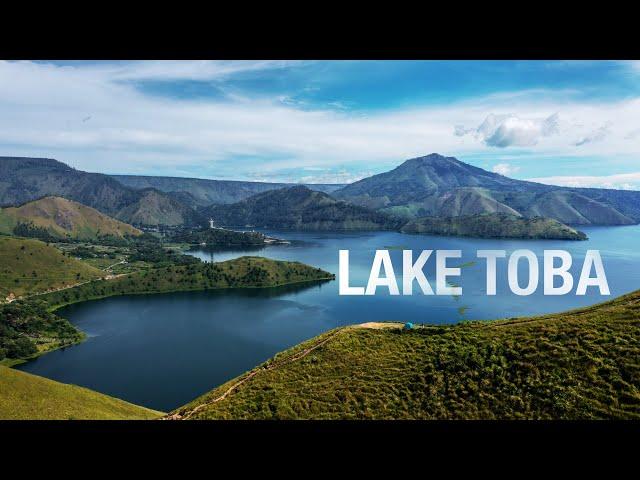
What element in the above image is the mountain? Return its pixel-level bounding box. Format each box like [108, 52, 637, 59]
[0, 196, 142, 240]
[172, 289, 640, 420]
[0, 157, 140, 214]
[401, 213, 587, 240]
[115, 189, 203, 227]
[201, 185, 399, 230]
[0, 157, 201, 227]
[334, 153, 640, 225]
[112, 174, 345, 206]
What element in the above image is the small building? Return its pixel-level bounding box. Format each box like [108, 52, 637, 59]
[404, 322, 414, 330]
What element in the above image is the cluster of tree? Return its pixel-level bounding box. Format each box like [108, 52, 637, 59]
[66, 245, 105, 259]
[13, 222, 57, 242]
[168, 227, 267, 246]
[0, 300, 81, 361]
[128, 245, 200, 267]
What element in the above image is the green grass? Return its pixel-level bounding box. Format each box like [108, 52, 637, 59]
[41, 256, 334, 309]
[174, 290, 640, 420]
[0, 196, 142, 240]
[401, 213, 587, 240]
[0, 236, 103, 300]
[0, 365, 163, 420]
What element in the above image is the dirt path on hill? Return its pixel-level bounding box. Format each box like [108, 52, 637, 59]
[4, 272, 127, 304]
[166, 328, 346, 420]
[166, 322, 403, 420]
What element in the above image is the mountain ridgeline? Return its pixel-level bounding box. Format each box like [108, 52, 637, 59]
[0, 157, 202, 227]
[111, 174, 344, 207]
[201, 185, 401, 230]
[334, 153, 640, 225]
[2, 155, 639, 235]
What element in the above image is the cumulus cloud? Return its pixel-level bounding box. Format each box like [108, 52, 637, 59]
[492, 163, 520, 176]
[529, 172, 640, 190]
[457, 113, 561, 148]
[575, 122, 612, 146]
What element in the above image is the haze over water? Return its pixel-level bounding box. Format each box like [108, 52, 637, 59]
[18, 226, 640, 411]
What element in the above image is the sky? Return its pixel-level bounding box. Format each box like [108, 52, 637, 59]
[1, 60, 639, 188]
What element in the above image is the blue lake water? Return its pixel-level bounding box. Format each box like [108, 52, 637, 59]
[17, 226, 640, 411]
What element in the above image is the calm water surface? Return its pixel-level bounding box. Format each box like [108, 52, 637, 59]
[18, 226, 640, 411]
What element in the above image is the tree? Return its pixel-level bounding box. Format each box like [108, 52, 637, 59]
[7, 337, 37, 358]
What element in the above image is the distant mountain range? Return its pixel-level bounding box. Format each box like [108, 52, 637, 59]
[0, 157, 344, 227]
[0, 196, 142, 241]
[202, 185, 399, 231]
[0, 157, 198, 227]
[2, 155, 639, 234]
[111, 174, 343, 207]
[334, 153, 640, 225]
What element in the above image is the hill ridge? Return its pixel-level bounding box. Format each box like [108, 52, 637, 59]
[0, 196, 142, 240]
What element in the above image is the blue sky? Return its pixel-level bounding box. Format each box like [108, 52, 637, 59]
[1, 60, 639, 188]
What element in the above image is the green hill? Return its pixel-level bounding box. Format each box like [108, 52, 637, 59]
[401, 213, 587, 240]
[0, 365, 162, 420]
[202, 185, 399, 230]
[0, 236, 103, 301]
[173, 290, 640, 420]
[41, 256, 334, 308]
[0, 196, 142, 240]
[116, 189, 204, 227]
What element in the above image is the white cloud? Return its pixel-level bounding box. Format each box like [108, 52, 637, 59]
[575, 122, 611, 146]
[1, 61, 640, 180]
[76, 60, 301, 82]
[625, 128, 640, 140]
[492, 163, 520, 176]
[529, 172, 640, 190]
[457, 113, 560, 148]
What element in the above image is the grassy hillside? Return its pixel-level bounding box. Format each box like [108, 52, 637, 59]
[0, 196, 142, 240]
[0, 236, 103, 300]
[401, 213, 587, 240]
[174, 290, 640, 420]
[115, 189, 203, 227]
[0, 365, 162, 420]
[42, 256, 334, 308]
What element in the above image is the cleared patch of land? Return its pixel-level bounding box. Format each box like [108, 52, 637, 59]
[174, 291, 640, 420]
[0, 365, 162, 420]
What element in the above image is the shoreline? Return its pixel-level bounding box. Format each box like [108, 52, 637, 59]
[8, 274, 334, 368]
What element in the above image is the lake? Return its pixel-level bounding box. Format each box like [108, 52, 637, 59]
[17, 226, 640, 411]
